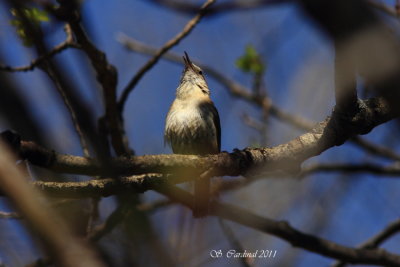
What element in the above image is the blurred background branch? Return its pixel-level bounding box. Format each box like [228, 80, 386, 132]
[0, 141, 105, 267]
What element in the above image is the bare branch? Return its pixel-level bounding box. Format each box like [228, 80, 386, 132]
[6, 2, 102, 158]
[31, 174, 180, 198]
[0, 37, 79, 72]
[87, 202, 130, 242]
[3, 131, 400, 266]
[361, 219, 400, 249]
[13, 161, 400, 200]
[0, 211, 21, 219]
[0, 141, 105, 267]
[88, 199, 174, 242]
[219, 219, 254, 267]
[301, 163, 400, 177]
[1, 96, 396, 182]
[43, 38, 91, 157]
[147, 0, 290, 16]
[332, 219, 400, 267]
[147, 0, 397, 19]
[214, 202, 400, 266]
[242, 113, 265, 133]
[118, 0, 216, 112]
[351, 136, 400, 161]
[55, 1, 130, 156]
[155, 185, 400, 266]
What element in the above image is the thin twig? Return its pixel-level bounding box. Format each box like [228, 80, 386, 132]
[0, 42, 79, 72]
[118, 0, 216, 112]
[301, 163, 400, 177]
[351, 136, 400, 161]
[87, 202, 130, 242]
[360, 219, 400, 248]
[332, 219, 400, 267]
[219, 219, 254, 267]
[45, 64, 91, 157]
[242, 113, 265, 132]
[0, 24, 78, 72]
[87, 199, 174, 242]
[149, 0, 399, 18]
[148, 0, 290, 16]
[0, 211, 21, 219]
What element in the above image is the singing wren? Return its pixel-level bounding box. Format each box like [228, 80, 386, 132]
[164, 52, 221, 217]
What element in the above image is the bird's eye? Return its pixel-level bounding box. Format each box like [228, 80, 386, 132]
[198, 71, 203, 75]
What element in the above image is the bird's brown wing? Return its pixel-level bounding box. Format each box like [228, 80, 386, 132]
[209, 101, 221, 152]
[197, 100, 221, 154]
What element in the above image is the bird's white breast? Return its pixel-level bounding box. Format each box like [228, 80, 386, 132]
[164, 97, 219, 155]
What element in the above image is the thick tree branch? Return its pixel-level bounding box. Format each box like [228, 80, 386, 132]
[118, 0, 215, 112]
[1, 97, 396, 181]
[31, 174, 183, 198]
[4, 160, 399, 201]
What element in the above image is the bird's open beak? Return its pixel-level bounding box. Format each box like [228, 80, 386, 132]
[183, 51, 195, 71]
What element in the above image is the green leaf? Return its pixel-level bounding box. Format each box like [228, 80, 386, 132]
[9, 19, 21, 26]
[9, 7, 49, 47]
[27, 8, 49, 22]
[235, 45, 266, 75]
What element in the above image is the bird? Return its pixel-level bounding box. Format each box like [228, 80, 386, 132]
[164, 52, 221, 217]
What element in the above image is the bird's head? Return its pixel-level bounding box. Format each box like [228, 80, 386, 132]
[178, 52, 209, 96]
